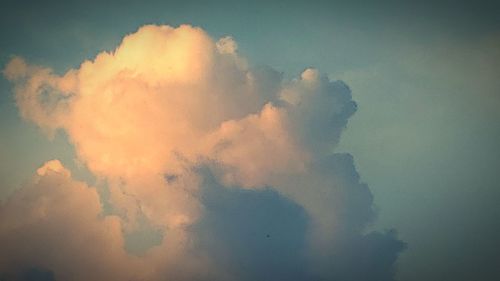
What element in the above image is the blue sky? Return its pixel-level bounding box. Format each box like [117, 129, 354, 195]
[1, 1, 499, 280]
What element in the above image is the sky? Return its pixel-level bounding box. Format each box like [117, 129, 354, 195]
[0, 0, 499, 280]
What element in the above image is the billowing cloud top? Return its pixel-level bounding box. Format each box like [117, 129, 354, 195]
[1, 24, 405, 281]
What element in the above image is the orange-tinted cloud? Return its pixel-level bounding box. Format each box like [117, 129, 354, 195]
[2, 24, 404, 281]
[0, 161, 141, 281]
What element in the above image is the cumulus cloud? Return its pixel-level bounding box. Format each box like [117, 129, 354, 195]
[0, 160, 140, 281]
[2, 24, 405, 280]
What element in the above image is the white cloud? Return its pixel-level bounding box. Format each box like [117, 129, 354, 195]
[2, 24, 404, 281]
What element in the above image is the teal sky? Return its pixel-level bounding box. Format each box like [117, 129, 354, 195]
[1, 1, 499, 280]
